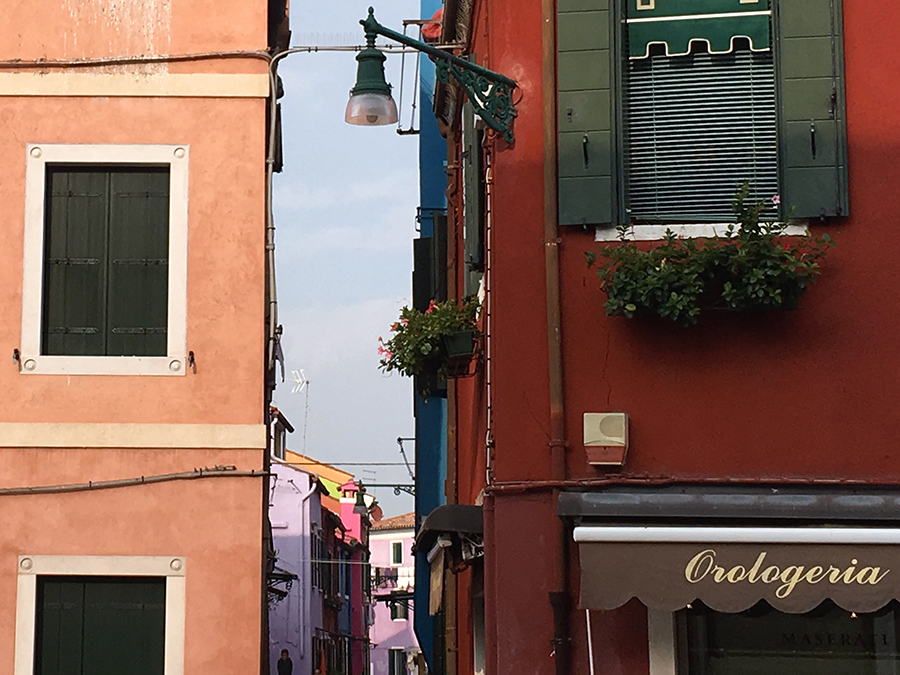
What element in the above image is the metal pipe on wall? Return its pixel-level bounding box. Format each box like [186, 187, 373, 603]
[541, 0, 572, 669]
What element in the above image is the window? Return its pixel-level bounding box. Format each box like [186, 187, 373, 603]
[388, 648, 406, 675]
[35, 577, 165, 675]
[558, 0, 848, 227]
[680, 600, 900, 674]
[21, 144, 189, 376]
[14, 555, 186, 675]
[391, 541, 404, 566]
[462, 100, 485, 297]
[391, 599, 409, 621]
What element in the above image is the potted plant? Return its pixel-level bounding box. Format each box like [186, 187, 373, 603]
[378, 297, 481, 387]
[584, 184, 835, 326]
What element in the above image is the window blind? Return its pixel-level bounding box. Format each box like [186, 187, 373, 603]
[625, 49, 778, 221]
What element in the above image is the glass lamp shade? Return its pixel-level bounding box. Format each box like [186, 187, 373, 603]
[345, 92, 399, 126]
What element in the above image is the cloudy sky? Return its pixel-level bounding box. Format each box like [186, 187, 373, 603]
[271, 0, 423, 515]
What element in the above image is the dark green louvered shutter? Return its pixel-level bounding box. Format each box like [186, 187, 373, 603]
[43, 169, 109, 356]
[107, 169, 169, 357]
[412, 212, 448, 313]
[558, 0, 614, 226]
[36, 578, 85, 674]
[777, 0, 848, 218]
[462, 102, 484, 296]
[36, 577, 166, 675]
[42, 167, 169, 357]
[412, 237, 432, 313]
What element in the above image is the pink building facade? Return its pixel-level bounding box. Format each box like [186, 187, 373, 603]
[0, 1, 288, 673]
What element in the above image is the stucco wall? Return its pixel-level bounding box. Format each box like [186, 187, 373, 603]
[0, 96, 266, 425]
[0, 447, 263, 674]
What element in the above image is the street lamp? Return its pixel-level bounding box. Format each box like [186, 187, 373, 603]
[344, 18, 399, 126]
[346, 7, 518, 143]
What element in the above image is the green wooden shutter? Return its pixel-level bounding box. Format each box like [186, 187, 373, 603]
[412, 237, 433, 313]
[412, 212, 448, 313]
[36, 577, 165, 675]
[36, 578, 85, 674]
[777, 0, 848, 218]
[106, 169, 170, 357]
[558, 0, 614, 226]
[462, 102, 484, 296]
[81, 578, 166, 675]
[42, 169, 109, 356]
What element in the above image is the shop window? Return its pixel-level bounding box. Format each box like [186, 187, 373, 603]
[21, 144, 189, 376]
[557, 0, 848, 226]
[678, 600, 900, 674]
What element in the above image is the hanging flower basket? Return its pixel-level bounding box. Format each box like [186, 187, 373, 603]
[378, 298, 481, 390]
[441, 330, 476, 378]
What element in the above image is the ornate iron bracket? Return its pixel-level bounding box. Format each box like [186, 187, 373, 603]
[367, 483, 416, 497]
[360, 7, 518, 143]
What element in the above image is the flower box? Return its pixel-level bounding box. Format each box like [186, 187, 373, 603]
[584, 185, 834, 326]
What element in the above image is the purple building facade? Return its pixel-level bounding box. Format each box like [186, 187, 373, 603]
[370, 513, 421, 675]
[269, 461, 324, 675]
[268, 457, 373, 675]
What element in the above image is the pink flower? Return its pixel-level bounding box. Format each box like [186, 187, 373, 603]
[400, 318, 409, 326]
[385, 350, 393, 360]
[772, 194, 781, 205]
[377, 345, 385, 355]
[425, 299, 437, 315]
[391, 322, 400, 331]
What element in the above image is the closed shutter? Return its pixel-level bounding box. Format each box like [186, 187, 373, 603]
[36, 576, 166, 675]
[625, 49, 778, 221]
[106, 169, 169, 357]
[462, 102, 484, 296]
[42, 169, 109, 356]
[558, 0, 614, 226]
[777, 0, 848, 218]
[42, 167, 169, 357]
[412, 212, 448, 313]
[35, 578, 85, 674]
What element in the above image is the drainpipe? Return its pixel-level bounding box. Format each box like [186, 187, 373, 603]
[541, 0, 571, 670]
[298, 477, 318, 661]
[483, 494, 499, 675]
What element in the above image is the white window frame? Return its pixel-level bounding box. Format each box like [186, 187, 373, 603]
[20, 143, 189, 376]
[390, 540, 404, 567]
[14, 554, 186, 675]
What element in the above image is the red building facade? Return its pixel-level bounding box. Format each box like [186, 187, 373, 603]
[422, 0, 900, 673]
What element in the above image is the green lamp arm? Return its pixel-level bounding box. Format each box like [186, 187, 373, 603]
[361, 7, 518, 143]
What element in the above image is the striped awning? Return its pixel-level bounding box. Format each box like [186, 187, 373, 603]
[628, 0, 771, 59]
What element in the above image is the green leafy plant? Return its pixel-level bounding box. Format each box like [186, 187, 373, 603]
[584, 183, 835, 326]
[378, 297, 481, 378]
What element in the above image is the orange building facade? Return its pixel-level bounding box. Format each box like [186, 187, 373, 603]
[0, 2, 287, 673]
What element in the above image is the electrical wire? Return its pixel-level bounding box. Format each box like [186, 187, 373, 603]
[0, 465, 266, 496]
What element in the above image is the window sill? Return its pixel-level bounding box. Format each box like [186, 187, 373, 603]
[594, 223, 809, 242]
[17, 354, 187, 376]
